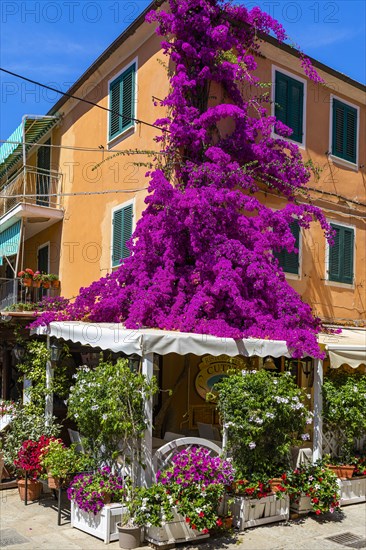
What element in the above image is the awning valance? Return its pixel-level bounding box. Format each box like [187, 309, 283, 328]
[34, 321, 291, 358]
[318, 328, 366, 369]
[0, 220, 21, 266]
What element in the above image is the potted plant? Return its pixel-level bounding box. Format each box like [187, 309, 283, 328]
[215, 369, 312, 479]
[32, 271, 42, 288]
[13, 435, 56, 501]
[48, 274, 60, 288]
[18, 268, 34, 287]
[228, 474, 289, 529]
[142, 447, 233, 546]
[279, 461, 340, 515]
[322, 371, 366, 477]
[41, 439, 94, 489]
[68, 466, 127, 543]
[41, 274, 51, 289]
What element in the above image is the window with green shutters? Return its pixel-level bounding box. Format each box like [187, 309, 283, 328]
[328, 223, 354, 284]
[112, 204, 133, 267]
[274, 71, 304, 144]
[331, 99, 358, 164]
[276, 222, 300, 275]
[109, 63, 136, 140]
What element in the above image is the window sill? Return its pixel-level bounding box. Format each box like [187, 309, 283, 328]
[284, 273, 301, 280]
[325, 279, 355, 290]
[329, 155, 358, 171]
[108, 125, 135, 149]
[271, 131, 305, 150]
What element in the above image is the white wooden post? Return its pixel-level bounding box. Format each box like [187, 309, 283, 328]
[141, 352, 154, 487]
[45, 335, 54, 426]
[313, 358, 323, 462]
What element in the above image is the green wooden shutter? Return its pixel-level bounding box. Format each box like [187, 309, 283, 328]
[275, 72, 288, 125]
[121, 65, 135, 131]
[112, 205, 133, 267]
[342, 228, 354, 284]
[109, 63, 135, 140]
[329, 224, 354, 283]
[109, 78, 121, 139]
[332, 99, 357, 163]
[121, 204, 133, 259]
[277, 222, 300, 274]
[275, 72, 304, 143]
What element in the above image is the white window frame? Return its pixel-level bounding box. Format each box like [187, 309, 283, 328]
[110, 198, 135, 270]
[328, 94, 360, 171]
[324, 219, 356, 289]
[271, 65, 307, 149]
[107, 56, 138, 148]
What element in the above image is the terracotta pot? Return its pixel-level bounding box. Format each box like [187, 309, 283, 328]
[18, 479, 42, 501]
[102, 492, 112, 504]
[22, 279, 32, 287]
[42, 282, 50, 289]
[47, 474, 60, 489]
[51, 280, 60, 289]
[32, 281, 41, 288]
[224, 516, 233, 529]
[328, 464, 355, 479]
[269, 478, 283, 492]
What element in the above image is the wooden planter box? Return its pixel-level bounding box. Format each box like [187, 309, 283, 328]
[145, 508, 209, 547]
[339, 477, 366, 506]
[290, 494, 312, 515]
[71, 501, 127, 543]
[231, 494, 289, 531]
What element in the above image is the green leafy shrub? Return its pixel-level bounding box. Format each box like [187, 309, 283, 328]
[322, 371, 366, 461]
[215, 369, 312, 477]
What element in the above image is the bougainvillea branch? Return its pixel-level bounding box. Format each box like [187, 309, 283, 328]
[32, 0, 331, 358]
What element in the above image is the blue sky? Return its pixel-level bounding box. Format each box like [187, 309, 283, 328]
[1, 0, 365, 140]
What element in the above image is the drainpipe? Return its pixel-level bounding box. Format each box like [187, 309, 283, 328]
[312, 358, 323, 462]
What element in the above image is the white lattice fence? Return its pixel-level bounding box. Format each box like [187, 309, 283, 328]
[322, 431, 366, 456]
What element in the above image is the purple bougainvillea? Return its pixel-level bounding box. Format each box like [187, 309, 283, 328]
[32, 0, 331, 358]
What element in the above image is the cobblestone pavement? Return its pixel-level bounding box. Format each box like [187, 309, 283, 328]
[0, 488, 365, 550]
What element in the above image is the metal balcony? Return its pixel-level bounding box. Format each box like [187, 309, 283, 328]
[0, 166, 63, 217]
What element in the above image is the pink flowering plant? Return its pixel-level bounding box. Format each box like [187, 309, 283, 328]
[146, 447, 235, 532]
[0, 400, 16, 417]
[67, 466, 125, 515]
[215, 369, 312, 477]
[13, 435, 58, 480]
[31, 0, 332, 360]
[279, 461, 340, 515]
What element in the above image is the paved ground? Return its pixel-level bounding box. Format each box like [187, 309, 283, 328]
[0, 488, 365, 550]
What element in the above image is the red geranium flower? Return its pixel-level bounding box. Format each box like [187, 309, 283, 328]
[315, 509, 321, 515]
[216, 518, 223, 527]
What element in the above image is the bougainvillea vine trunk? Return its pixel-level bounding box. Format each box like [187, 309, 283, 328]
[33, 0, 331, 358]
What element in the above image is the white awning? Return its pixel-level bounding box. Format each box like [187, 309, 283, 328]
[318, 328, 366, 369]
[33, 321, 291, 358]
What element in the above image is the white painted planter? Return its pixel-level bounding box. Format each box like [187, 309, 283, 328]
[0, 414, 12, 432]
[145, 508, 209, 547]
[71, 501, 127, 543]
[290, 494, 312, 515]
[339, 477, 366, 506]
[231, 494, 289, 531]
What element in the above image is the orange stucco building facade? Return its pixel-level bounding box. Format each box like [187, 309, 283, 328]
[1, 4, 365, 330]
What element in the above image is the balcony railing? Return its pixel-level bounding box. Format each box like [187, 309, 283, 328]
[0, 166, 62, 217]
[0, 277, 20, 310]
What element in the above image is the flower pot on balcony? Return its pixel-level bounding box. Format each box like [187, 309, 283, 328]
[32, 281, 41, 288]
[42, 282, 50, 289]
[51, 280, 60, 289]
[22, 279, 32, 287]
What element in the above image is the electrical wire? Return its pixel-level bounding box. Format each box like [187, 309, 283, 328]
[0, 188, 148, 199]
[0, 139, 166, 155]
[0, 67, 170, 134]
